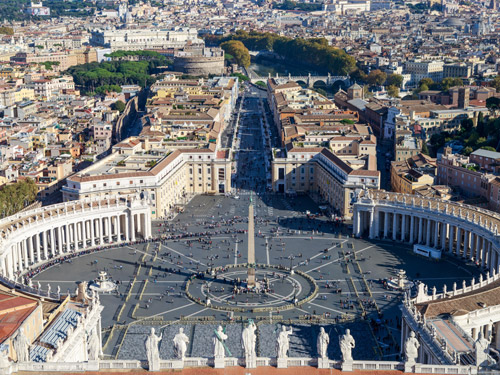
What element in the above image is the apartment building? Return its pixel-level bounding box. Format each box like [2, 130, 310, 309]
[390, 153, 437, 194]
[437, 147, 494, 199]
[62, 138, 231, 219]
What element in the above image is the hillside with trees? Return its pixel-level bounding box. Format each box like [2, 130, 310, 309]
[0, 179, 38, 218]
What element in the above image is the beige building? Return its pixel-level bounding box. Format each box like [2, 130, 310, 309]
[62, 138, 231, 219]
[272, 147, 379, 218]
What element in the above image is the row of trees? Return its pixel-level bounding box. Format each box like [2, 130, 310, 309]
[66, 57, 165, 94]
[0, 0, 113, 21]
[104, 50, 170, 62]
[416, 77, 464, 93]
[205, 30, 356, 75]
[273, 0, 324, 11]
[0, 179, 38, 218]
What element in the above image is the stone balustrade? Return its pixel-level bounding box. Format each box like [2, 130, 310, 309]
[9, 358, 477, 374]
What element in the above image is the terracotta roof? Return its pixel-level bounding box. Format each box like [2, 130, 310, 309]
[349, 169, 380, 177]
[417, 277, 500, 318]
[0, 291, 38, 344]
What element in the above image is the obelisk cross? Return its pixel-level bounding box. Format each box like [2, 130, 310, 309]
[247, 193, 256, 287]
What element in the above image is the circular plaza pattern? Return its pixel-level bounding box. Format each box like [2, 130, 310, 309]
[185, 264, 318, 312]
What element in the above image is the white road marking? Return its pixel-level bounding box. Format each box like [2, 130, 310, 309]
[305, 245, 375, 274]
[234, 242, 238, 266]
[307, 301, 345, 315]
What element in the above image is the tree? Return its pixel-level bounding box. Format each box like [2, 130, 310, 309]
[417, 83, 429, 93]
[481, 146, 497, 152]
[0, 26, 14, 35]
[386, 74, 404, 88]
[441, 77, 463, 91]
[486, 97, 500, 110]
[112, 100, 126, 112]
[490, 76, 500, 93]
[366, 69, 387, 86]
[421, 142, 430, 156]
[387, 85, 400, 98]
[220, 40, 250, 68]
[463, 146, 473, 156]
[419, 78, 434, 87]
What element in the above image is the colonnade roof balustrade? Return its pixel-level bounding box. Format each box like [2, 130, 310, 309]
[0, 197, 126, 240]
[359, 190, 500, 238]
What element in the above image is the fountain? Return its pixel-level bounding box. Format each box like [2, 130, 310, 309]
[89, 271, 118, 293]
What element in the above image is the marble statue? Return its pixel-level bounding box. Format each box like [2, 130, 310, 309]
[13, 328, 30, 362]
[0, 346, 9, 369]
[47, 284, 51, 295]
[145, 328, 162, 370]
[56, 285, 60, 296]
[317, 327, 329, 359]
[474, 331, 490, 367]
[173, 328, 189, 360]
[87, 328, 100, 361]
[405, 331, 420, 363]
[213, 326, 228, 359]
[276, 326, 293, 359]
[339, 329, 355, 362]
[242, 321, 257, 361]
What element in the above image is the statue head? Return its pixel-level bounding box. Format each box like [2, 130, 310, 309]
[179, 328, 184, 334]
[282, 326, 287, 332]
[410, 331, 415, 338]
[217, 326, 223, 332]
[151, 328, 155, 335]
[320, 327, 325, 333]
[345, 329, 350, 335]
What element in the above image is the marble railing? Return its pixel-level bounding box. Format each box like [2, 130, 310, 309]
[12, 358, 477, 374]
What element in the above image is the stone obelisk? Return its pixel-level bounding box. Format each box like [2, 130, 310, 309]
[247, 195, 256, 287]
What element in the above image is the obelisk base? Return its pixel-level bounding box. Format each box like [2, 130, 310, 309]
[247, 267, 256, 288]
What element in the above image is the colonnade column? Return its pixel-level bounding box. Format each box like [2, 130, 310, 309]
[392, 213, 397, 241]
[116, 215, 121, 242]
[440, 222, 447, 249]
[448, 225, 455, 253]
[433, 221, 439, 248]
[463, 231, 470, 258]
[401, 214, 406, 241]
[426, 219, 431, 246]
[418, 217, 423, 244]
[27, 237, 33, 265]
[384, 212, 389, 238]
[475, 236, 482, 264]
[43, 230, 48, 259]
[130, 213, 136, 242]
[34, 234, 40, 262]
[107, 217, 112, 242]
[409, 215, 415, 244]
[456, 228, 462, 255]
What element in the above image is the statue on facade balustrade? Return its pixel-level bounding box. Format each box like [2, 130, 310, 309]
[145, 327, 162, 371]
[173, 327, 189, 360]
[13, 328, 30, 363]
[339, 329, 355, 362]
[87, 327, 100, 361]
[242, 320, 256, 365]
[276, 326, 293, 359]
[474, 331, 490, 367]
[317, 327, 329, 359]
[213, 325, 228, 359]
[405, 331, 419, 363]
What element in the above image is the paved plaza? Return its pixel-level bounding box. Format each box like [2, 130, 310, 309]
[31, 193, 480, 361]
[30, 87, 481, 362]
